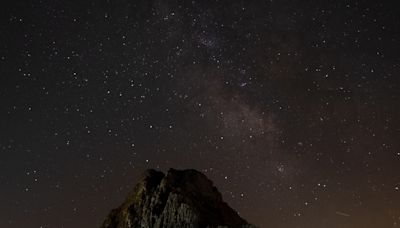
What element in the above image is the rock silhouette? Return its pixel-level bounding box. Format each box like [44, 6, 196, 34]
[101, 169, 256, 228]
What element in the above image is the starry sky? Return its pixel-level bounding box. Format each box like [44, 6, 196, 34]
[1, 0, 400, 227]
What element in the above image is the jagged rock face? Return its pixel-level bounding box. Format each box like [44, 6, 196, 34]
[101, 169, 257, 228]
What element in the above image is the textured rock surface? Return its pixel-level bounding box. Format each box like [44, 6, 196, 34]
[101, 169, 257, 228]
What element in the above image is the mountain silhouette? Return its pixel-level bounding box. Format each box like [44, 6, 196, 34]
[101, 168, 257, 228]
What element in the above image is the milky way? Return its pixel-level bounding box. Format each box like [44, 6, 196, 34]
[1, 1, 400, 227]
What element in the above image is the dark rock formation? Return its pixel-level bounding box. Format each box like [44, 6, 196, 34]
[101, 168, 256, 228]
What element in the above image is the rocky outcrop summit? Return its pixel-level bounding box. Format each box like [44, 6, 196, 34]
[101, 168, 256, 228]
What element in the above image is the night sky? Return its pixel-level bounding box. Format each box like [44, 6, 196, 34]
[1, 0, 400, 227]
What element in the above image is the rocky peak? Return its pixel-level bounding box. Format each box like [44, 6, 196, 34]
[101, 168, 257, 228]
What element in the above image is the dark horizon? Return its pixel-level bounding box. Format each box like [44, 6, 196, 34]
[1, 1, 400, 227]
